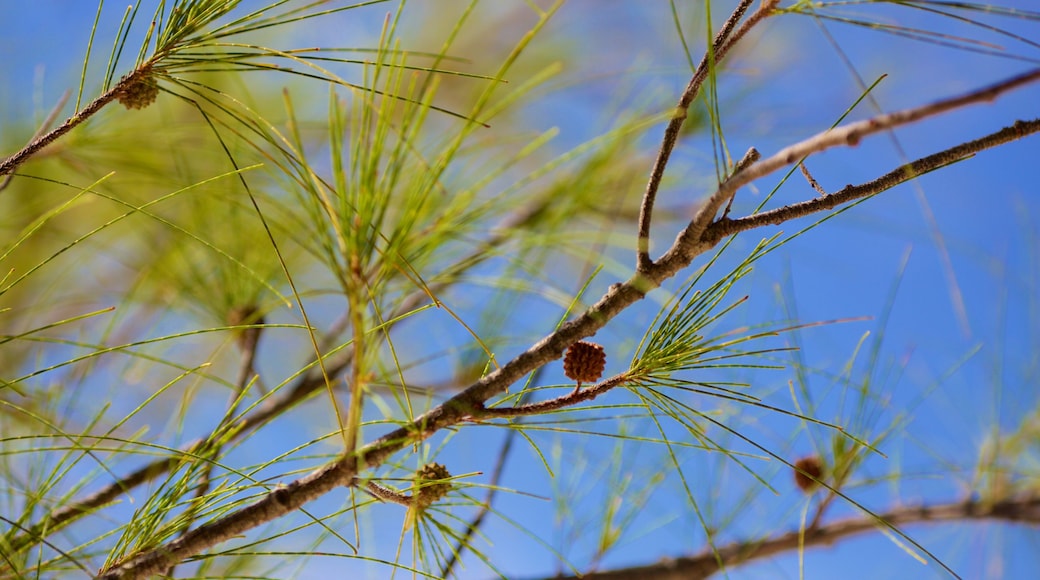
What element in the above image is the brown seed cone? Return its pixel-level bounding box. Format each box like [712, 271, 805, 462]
[793, 456, 825, 492]
[117, 69, 159, 110]
[564, 341, 606, 384]
[414, 462, 453, 508]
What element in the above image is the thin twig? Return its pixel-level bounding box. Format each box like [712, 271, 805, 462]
[476, 373, 631, 418]
[94, 60, 1040, 580]
[636, 0, 774, 271]
[0, 66, 154, 176]
[0, 91, 71, 193]
[659, 69, 1040, 267]
[722, 147, 761, 218]
[363, 479, 412, 506]
[799, 162, 827, 196]
[535, 492, 1040, 580]
[708, 118, 1040, 241]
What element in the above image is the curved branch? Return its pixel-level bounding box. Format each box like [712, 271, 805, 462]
[636, 0, 777, 271]
[540, 493, 1040, 580]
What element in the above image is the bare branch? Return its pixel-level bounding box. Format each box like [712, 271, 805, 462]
[799, 162, 827, 196]
[731, 68, 1040, 195]
[658, 69, 1040, 268]
[708, 118, 1040, 241]
[636, 0, 777, 271]
[539, 493, 1040, 580]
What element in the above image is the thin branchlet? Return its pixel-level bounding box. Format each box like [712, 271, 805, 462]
[637, 0, 773, 272]
[544, 494, 1040, 580]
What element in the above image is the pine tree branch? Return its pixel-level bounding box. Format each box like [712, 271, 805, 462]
[637, 0, 779, 271]
[537, 492, 1040, 580]
[707, 118, 1040, 241]
[476, 373, 632, 417]
[0, 65, 155, 176]
[0, 91, 70, 193]
[5, 190, 562, 556]
[94, 67, 1040, 579]
[662, 68, 1040, 270]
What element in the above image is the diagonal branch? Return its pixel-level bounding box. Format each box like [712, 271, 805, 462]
[0, 91, 71, 193]
[5, 188, 563, 556]
[706, 118, 1040, 241]
[729, 67, 1040, 191]
[537, 492, 1040, 580]
[662, 68, 1040, 269]
[95, 66, 1040, 579]
[0, 66, 155, 176]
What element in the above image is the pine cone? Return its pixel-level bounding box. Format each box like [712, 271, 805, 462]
[793, 456, 825, 492]
[117, 69, 159, 110]
[413, 462, 453, 509]
[563, 341, 606, 384]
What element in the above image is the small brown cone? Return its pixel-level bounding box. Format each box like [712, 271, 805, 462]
[563, 341, 606, 384]
[414, 462, 453, 508]
[793, 456, 825, 493]
[117, 68, 159, 110]
[406, 463, 453, 528]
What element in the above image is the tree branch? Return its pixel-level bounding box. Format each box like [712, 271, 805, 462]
[657, 68, 1040, 270]
[476, 373, 631, 417]
[687, 146, 759, 241]
[95, 58, 1040, 580]
[0, 66, 155, 176]
[636, 0, 777, 271]
[539, 493, 1040, 580]
[4, 187, 568, 557]
[707, 118, 1040, 241]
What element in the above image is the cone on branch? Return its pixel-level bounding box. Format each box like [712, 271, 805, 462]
[793, 456, 825, 493]
[117, 68, 159, 110]
[564, 341, 606, 390]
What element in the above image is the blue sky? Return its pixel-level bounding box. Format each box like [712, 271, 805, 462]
[2, 1, 1039, 579]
